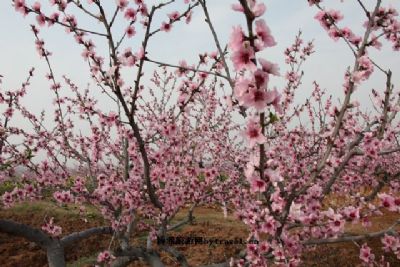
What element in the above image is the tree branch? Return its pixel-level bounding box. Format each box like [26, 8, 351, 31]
[0, 219, 52, 248]
[61, 226, 113, 247]
[305, 219, 400, 245]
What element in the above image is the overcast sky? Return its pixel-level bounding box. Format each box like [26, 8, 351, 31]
[0, 0, 399, 127]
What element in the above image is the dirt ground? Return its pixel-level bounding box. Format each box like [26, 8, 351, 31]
[0, 202, 399, 267]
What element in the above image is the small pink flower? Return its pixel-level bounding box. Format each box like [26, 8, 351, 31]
[315, 9, 343, 30]
[231, 42, 256, 71]
[126, 26, 136, 38]
[124, 8, 136, 20]
[359, 243, 375, 264]
[175, 60, 191, 77]
[381, 234, 399, 253]
[253, 69, 269, 88]
[4, 108, 14, 118]
[36, 14, 46, 27]
[229, 26, 245, 51]
[136, 47, 145, 60]
[252, 3, 266, 17]
[116, 0, 128, 10]
[48, 13, 59, 26]
[185, 10, 192, 24]
[265, 169, 283, 184]
[250, 177, 267, 193]
[161, 22, 172, 32]
[243, 118, 266, 147]
[308, 0, 322, 6]
[369, 35, 382, 50]
[255, 20, 276, 48]
[330, 213, 345, 233]
[261, 216, 279, 235]
[231, 3, 244, 12]
[97, 250, 115, 263]
[355, 55, 374, 81]
[259, 58, 280, 76]
[266, 88, 282, 114]
[41, 217, 62, 237]
[32, 1, 41, 12]
[232, 2, 266, 17]
[343, 206, 360, 221]
[168, 11, 180, 21]
[14, 0, 26, 14]
[378, 193, 396, 211]
[120, 48, 136, 67]
[241, 87, 269, 111]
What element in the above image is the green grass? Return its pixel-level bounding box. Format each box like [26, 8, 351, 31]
[5, 200, 103, 221]
[0, 180, 17, 195]
[67, 255, 97, 267]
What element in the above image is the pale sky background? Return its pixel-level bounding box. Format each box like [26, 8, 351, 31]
[0, 0, 399, 130]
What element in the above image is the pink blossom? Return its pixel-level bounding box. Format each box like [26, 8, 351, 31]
[116, 0, 128, 10]
[330, 213, 345, 233]
[359, 243, 375, 264]
[126, 26, 136, 38]
[343, 206, 360, 221]
[315, 9, 343, 31]
[308, 0, 322, 6]
[175, 60, 191, 77]
[36, 14, 46, 27]
[97, 250, 115, 263]
[369, 35, 382, 50]
[265, 169, 283, 184]
[259, 58, 280, 76]
[231, 4, 244, 12]
[250, 177, 267, 193]
[136, 47, 145, 60]
[253, 69, 269, 88]
[229, 26, 245, 51]
[252, 2, 266, 17]
[41, 217, 62, 237]
[355, 55, 374, 81]
[168, 11, 180, 21]
[185, 10, 192, 24]
[243, 118, 266, 147]
[381, 234, 400, 256]
[161, 22, 172, 32]
[255, 20, 276, 48]
[14, 0, 26, 14]
[234, 77, 252, 103]
[266, 88, 282, 114]
[53, 190, 74, 204]
[124, 8, 136, 21]
[261, 216, 279, 235]
[232, 1, 266, 17]
[32, 2, 41, 12]
[120, 48, 136, 67]
[231, 42, 256, 71]
[378, 193, 396, 211]
[241, 87, 269, 111]
[48, 13, 60, 26]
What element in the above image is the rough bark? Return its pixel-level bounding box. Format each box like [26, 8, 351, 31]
[47, 242, 66, 267]
[0, 219, 51, 248]
[0, 219, 113, 267]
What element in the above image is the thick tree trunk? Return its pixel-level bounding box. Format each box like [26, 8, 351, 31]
[0, 219, 51, 248]
[47, 242, 66, 267]
[0, 219, 113, 267]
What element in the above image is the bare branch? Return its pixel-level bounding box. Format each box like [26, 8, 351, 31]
[305, 220, 400, 245]
[61, 226, 113, 247]
[0, 219, 52, 248]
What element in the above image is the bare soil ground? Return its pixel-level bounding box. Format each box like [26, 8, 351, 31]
[0, 201, 399, 267]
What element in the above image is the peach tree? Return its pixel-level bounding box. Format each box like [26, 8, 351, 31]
[0, 0, 400, 266]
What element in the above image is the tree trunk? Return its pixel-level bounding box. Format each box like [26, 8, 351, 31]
[47, 242, 66, 267]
